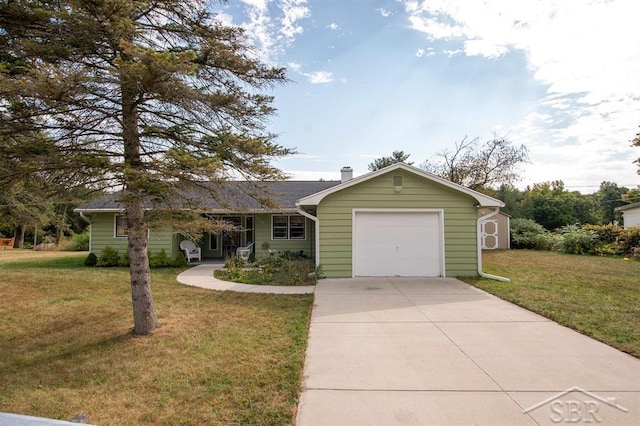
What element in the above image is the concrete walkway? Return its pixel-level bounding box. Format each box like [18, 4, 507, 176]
[296, 277, 640, 425]
[176, 262, 315, 294]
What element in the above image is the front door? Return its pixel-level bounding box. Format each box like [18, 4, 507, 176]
[222, 216, 242, 258]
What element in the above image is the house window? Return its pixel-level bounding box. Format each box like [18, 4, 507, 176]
[114, 214, 149, 239]
[290, 216, 305, 239]
[272, 215, 305, 240]
[209, 232, 218, 250]
[114, 214, 128, 238]
[272, 216, 289, 239]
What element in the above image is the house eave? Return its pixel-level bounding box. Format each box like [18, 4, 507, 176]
[296, 163, 504, 208]
[614, 202, 640, 212]
[73, 207, 299, 214]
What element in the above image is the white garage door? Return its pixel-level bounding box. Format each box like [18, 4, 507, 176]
[353, 210, 443, 277]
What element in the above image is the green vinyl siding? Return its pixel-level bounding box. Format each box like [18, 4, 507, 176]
[315, 170, 480, 278]
[89, 213, 176, 258]
[254, 214, 315, 259]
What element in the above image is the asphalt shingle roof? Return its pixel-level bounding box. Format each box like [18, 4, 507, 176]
[76, 180, 342, 212]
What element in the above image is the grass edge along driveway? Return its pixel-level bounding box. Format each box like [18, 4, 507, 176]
[0, 251, 313, 425]
[462, 250, 640, 358]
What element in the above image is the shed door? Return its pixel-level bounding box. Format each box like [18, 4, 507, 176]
[481, 219, 499, 249]
[353, 211, 443, 277]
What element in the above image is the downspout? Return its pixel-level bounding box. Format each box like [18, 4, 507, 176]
[296, 204, 320, 266]
[477, 207, 511, 282]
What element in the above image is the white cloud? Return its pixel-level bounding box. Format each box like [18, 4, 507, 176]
[307, 71, 334, 84]
[235, 0, 312, 64]
[241, 0, 268, 11]
[402, 0, 640, 189]
[327, 22, 339, 30]
[415, 48, 435, 58]
[213, 12, 234, 27]
[241, 1, 278, 63]
[287, 63, 335, 84]
[378, 8, 392, 17]
[287, 62, 302, 72]
[283, 170, 343, 180]
[401, 0, 640, 98]
[443, 49, 462, 57]
[280, 0, 310, 41]
[408, 15, 464, 39]
[463, 39, 508, 58]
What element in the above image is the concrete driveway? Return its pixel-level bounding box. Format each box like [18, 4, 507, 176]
[296, 278, 640, 425]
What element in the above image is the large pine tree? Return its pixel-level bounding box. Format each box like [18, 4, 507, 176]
[0, 0, 292, 334]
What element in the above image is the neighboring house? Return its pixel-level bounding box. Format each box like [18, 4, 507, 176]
[479, 210, 511, 250]
[75, 163, 504, 278]
[614, 202, 640, 228]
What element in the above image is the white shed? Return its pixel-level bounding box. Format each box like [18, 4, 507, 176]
[615, 202, 640, 228]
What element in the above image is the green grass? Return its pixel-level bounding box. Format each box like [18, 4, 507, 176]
[462, 250, 640, 357]
[0, 251, 313, 425]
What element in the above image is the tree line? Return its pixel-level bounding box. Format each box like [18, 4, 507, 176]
[369, 138, 639, 230]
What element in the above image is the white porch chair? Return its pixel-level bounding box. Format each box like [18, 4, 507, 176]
[179, 240, 201, 263]
[236, 242, 254, 260]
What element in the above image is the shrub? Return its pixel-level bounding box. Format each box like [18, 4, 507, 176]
[97, 246, 120, 267]
[580, 224, 640, 256]
[119, 250, 130, 267]
[173, 251, 188, 267]
[272, 259, 316, 285]
[256, 255, 284, 274]
[149, 249, 173, 268]
[225, 256, 247, 269]
[73, 232, 90, 251]
[619, 227, 640, 255]
[560, 226, 595, 255]
[510, 218, 557, 250]
[84, 252, 98, 267]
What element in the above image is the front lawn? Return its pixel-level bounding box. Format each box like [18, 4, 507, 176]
[0, 250, 313, 425]
[462, 250, 640, 357]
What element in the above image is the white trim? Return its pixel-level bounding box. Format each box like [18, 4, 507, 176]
[296, 206, 320, 266]
[209, 232, 219, 250]
[297, 163, 504, 208]
[113, 214, 150, 239]
[351, 208, 446, 278]
[480, 219, 499, 249]
[114, 214, 128, 238]
[476, 208, 510, 282]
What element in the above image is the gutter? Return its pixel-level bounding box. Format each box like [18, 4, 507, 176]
[477, 207, 511, 282]
[78, 211, 91, 224]
[295, 204, 320, 266]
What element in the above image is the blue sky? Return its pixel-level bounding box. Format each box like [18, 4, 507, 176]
[213, 0, 640, 192]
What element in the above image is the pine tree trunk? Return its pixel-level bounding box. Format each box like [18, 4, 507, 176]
[54, 205, 67, 247]
[121, 59, 158, 335]
[126, 200, 158, 335]
[13, 225, 24, 248]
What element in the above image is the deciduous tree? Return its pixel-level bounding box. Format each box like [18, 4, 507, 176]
[421, 136, 528, 192]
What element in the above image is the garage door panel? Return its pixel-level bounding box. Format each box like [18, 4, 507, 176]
[353, 211, 443, 277]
